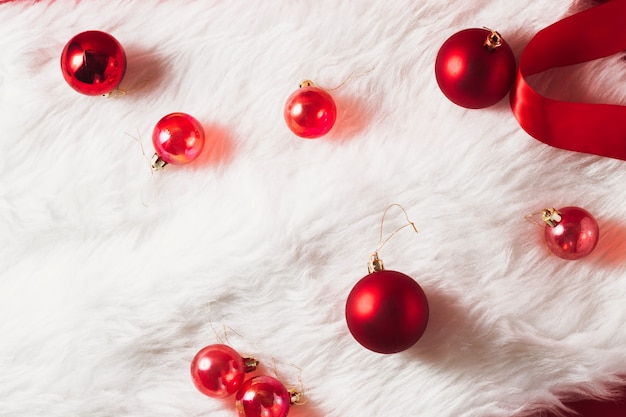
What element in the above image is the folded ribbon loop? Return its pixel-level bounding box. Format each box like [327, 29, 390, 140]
[510, 0, 626, 160]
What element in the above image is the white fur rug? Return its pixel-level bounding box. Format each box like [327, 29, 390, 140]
[1, 1, 626, 416]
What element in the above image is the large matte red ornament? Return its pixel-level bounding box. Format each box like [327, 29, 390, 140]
[235, 375, 293, 417]
[284, 80, 337, 138]
[435, 28, 516, 109]
[190, 344, 258, 399]
[542, 207, 599, 260]
[345, 255, 429, 354]
[60, 30, 126, 96]
[151, 112, 205, 170]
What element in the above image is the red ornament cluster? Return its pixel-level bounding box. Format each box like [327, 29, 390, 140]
[191, 344, 301, 417]
[433, 25, 604, 260]
[52, 10, 617, 414]
[60, 32, 211, 172]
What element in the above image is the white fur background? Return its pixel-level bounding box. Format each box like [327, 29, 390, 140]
[1, 1, 626, 416]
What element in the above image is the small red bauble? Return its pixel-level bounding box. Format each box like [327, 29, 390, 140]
[345, 255, 429, 354]
[235, 375, 293, 417]
[542, 207, 599, 260]
[151, 112, 205, 170]
[190, 344, 258, 398]
[435, 28, 516, 109]
[284, 80, 337, 138]
[60, 30, 126, 96]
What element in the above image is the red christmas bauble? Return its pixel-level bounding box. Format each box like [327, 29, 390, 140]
[345, 270, 429, 354]
[435, 28, 516, 109]
[284, 82, 337, 138]
[152, 113, 205, 166]
[190, 344, 250, 398]
[544, 206, 599, 260]
[235, 375, 291, 417]
[60, 30, 126, 96]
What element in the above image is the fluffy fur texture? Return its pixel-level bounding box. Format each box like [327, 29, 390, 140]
[1, 1, 625, 416]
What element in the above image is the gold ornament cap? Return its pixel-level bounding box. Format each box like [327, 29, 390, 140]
[243, 357, 259, 373]
[541, 208, 562, 227]
[484, 28, 503, 51]
[289, 389, 303, 405]
[368, 253, 385, 273]
[151, 153, 167, 171]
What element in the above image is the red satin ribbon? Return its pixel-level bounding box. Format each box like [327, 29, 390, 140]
[538, 386, 626, 417]
[510, 0, 626, 160]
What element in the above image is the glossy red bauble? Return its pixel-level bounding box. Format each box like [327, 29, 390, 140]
[345, 270, 429, 354]
[191, 344, 252, 398]
[435, 28, 516, 109]
[284, 82, 337, 138]
[544, 206, 599, 260]
[152, 113, 205, 167]
[235, 375, 291, 417]
[60, 30, 126, 96]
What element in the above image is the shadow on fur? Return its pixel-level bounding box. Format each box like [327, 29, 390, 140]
[121, 45, 170, 97]
[326, 93, 372, 141]
[193, 123, 234, 168]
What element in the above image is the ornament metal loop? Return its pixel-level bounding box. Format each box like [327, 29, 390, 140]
[524, 212, 544, 227]
[243, 357, 259, 373]
[288, 389, 304, 405]
[368, 253, 385, 273]
[483, 28, 503, 51]
[299, 80, 315, 88]
[367, 204, 418, 272]
[541, 208, 562, 228]
[151, 153, 167, 171]
[102, 86, 128, 99]
[374, 204, 418, 253]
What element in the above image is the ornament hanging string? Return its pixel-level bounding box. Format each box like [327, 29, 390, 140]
[369, 204, 418, 272]
[510, 0, 626, 160]
[125, 131, 159, 206]
[524, 211, 545, 228]
[303, 66, 375, 91]
[347, 204, 429, 354]
[208, 321, 238, 347]
[524, 208, 562, 228]
[206, 321, 258, 368]
[326, 66, 375, 91]
[374, 203, 419, 255]
[269, 358, 307, 405]
[105, 76, 153, 98]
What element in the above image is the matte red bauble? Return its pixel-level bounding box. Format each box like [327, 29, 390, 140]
[190, 344, 258, 398]
[284, 80, 337, 138]
[235, 375, 293, 417]
[541, 207, 599, 260]
[435, 28, 516, 108]
[346, 255, 429, 354]
[151, 112, 205, 170]
[60, 30, 126, 96]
